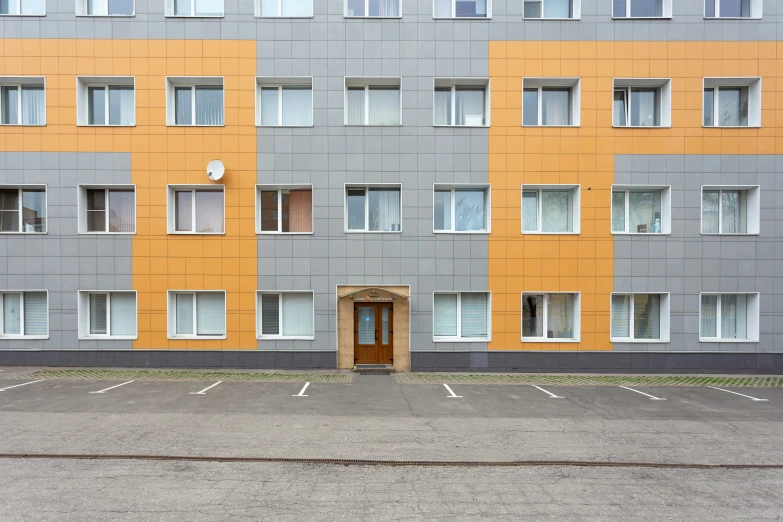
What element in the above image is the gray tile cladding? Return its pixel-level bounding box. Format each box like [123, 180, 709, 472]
[0, 0, 779, 41]
[613, 154, 783, 354]
[0, 152, 134, 350]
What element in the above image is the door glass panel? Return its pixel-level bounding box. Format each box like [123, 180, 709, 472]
[357, 307, 375, 344]
[381, 307, 389, 344]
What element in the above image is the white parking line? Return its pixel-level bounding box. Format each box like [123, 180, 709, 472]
[443, 384, 462, 398]
[190, 381, 223, 395]
[708, 386, 768, 402]
[0, 380, 44, 392]
[89, 380, 135, 394]
[619, 386, 667, 401]
[293, 382, 310, 397]
[531, 385, 563, 399]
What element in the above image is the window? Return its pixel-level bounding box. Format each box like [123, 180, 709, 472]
[522, 293, 580, 342]
[700, 293, 759, 342]
[705, 0, 760, 18]
[345, 185, 402, 233]
[167, 185, 225, 234]
[611, 186, 671, 234]
[256, 77, 312, 126]
[613, 0, 671, 17]
[76, 0, 134, 15]
[0, 78, 45, 125]
[168, 291, 226, 339]
[701, 186, 760, 235]
[166, 77, 224, 126]
[613, 79, 671, 127]
[521, 185, 580, 234]
[0, 0, 45, 14]
[256, 0, 312, 16]
[522, 78, 580, 126]
[78, 291, 137, 339]
[345, 78, 401, 126]
[703, 78, 761, 128]
[0, 186, 46, 233]
[0, 291, 48, 338]
[256, 185, 313, 234]
[433, 185, 490, 233]
[77, 185, 135, 234]
[166, 0, 223, 16]
[523, 0, 580, 18]
[433, 78, 490, 127]
[76, 77, 134, 126]
[433, 292, 491, 341]
[346, 0, 399, 16]
[434, 0, 489, 17]
[257, 292, 314, 339]
[610, 293, 670, 342]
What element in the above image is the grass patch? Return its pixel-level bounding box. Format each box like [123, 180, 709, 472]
[22, 369, 351, 383]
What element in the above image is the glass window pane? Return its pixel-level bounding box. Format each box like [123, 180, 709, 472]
[718, 87, 741, 126]
[611, 191, 626, 232]
[460, 293, 488, 338]
[1, 86, 19, 124]
[260, 0, 277, 15]
[260, 190, 279, 232]
[701, 190, 719, 234]
[523, 88, 539, 125]
[346, 87, 365, 125]
[721, 190, 746, 234]
[705, 0, 715, 16]
[613, 90, 627, 126]
[279, 189, 290, 232]
[21, 0, 45, 14]
[630, 0, 662, 16]
[719, 0, 748, 17]
[87, 188, 107, 232]
[547, 294, 574, 339]
[195, 0, 222, 15]
[22, 189, 46, 233]
[347, 189, 366, 230]
[613, 0, 626, 16]
[630, 88, 659, 126]
[23, 292, 48, 336]
[541, 190, 571, 232]
[108, 0, 134, 14]
[2, 293, 21, 335]
[108, 190, 135, 233]
[522, 294, 543, 338]
[633, 294, 660, 339]
[347, 0, 364, 15]
[195, 86, 223, 125]
[434, 88, 452, 125]
[454, 87, 485, 126]
[628, 191, 661, 234]
[87, 188, 106, 211]
[175, 191, 193, 232]
[544, 0, 571, 17]
[703, 88, 714, 126]
[368, 87, 400, 126]
[282, 0, 312, 15]
[260, 87, 279, 126]
[454, 189, 486, 231]
[368, 0, 399, 15]
[522, 190, 538, 232]
[110, 293, 136, 337]
[611, 294, 631, 338]
[433, 294, 458, 337]
[282, 86, 312, 126]
[434, 190, 452, 231]
[367, 188, 401, 231]
[523, 0, 541, 17]
[382, 307, 389, 344]
[261, 294, 280, 335]
[541, 88, 570, 125]
[89, 293, 108, 335]
[434, 0, 451, 16]
[175, 293, 194, 335]
[282, 293, 313, 337]
[174, 0, 190, 14]
[700, 294, 718, 338]
[455, 0, 486, 17]
[108, 86, 134, 125]
[21, 86, 45, 125]
[721, 294, 747, 339]
[196, 292, 225, 336]
[195, 190, 224, 233]
[175, 87, 192, 125]
[357, 306, 375, 344]
[0, 189, 20, 232]
[0, 0, 18, 13]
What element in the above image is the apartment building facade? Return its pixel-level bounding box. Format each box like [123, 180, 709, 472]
[0, 0, 782, 373]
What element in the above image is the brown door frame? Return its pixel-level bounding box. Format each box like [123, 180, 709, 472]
[353, 302, 393, 365]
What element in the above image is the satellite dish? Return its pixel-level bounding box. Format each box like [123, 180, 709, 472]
[207, 159, 225, 182]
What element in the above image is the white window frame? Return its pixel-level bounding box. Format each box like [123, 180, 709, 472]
[699, 292, 760, 343]
[255, 184, 314, 235]
[166, 77, 224, 127]
[609, 293, 670, 343]
[432, 184, 491, 234]
[433, 0, 491, 18]
[167, 290, 227, 340]
[166, 184, 226, 235]
[75, 0, 135, 16]
[612, 78, 672, 128]
[521, 184, 581, 235]
[610, 185, 672, 235]
[77, 184, 136, 235]
[702, 77, 761, 128]
[344, 77, 402, 126]
[255, 76, 313, 127]
[256, 291, 315, 340]
[432, 291, 492, 342]
[0, 184, 47, 234]
[76, 77, 135, 126]
[612, 0, 672, 18]
[522, 78, 581, 127]
[521, 292, 581, 343]
[522, 0, 581, 19]
[344, 183, 403, 234]
[344, 0, 401, 17]
[700, 185, 760, 236]
[432, 78, 491, 127]
[0, 0, 46, 15]
[77, 290, 138, 340]
[255, 0, 313, 16]
[0, 291, 49, 339]
[165, 0, 224, 16]
[0, 77, 46, 126]
[704, 0, 761, 18]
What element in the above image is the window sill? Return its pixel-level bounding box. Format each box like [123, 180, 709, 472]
[164, 14, 225, 18]
[612, 125, 671, 129]
[0, 123, 47, 127]
[0, 335, 49, 339]
[0, 231, 48, 235]
[76, 14, 135, 17]
[344, 15, 402, 18]
[523, 337, 579, 343]
[522, 124, 579, 128]
[610, 338, 669, 343]
[522, 231, 579, 235]
[523, 17, 580, 20]
[345, 230, 402, 234]
[258, 336, 315, 341]
[434, 230, 490, 234]
[256, 15, 314, 18]
[80, 231, 137, 235]
[699, 338, 759, 343]
[168, 231, 226, 235]
[432, 16, 491, 19]
[611, 16, 672, 19]
[257, 124, 314, 128]
[701, 232, 759, 236]
[79, 336, 138, 341]
[257, 231, 314, 235]
[168, 335, 227, 340]
[0, 13, 45, 16]
[344, 124, 402, 127]
[167, 124, 226, 127]
[433, 124, 489, 128]
[78, 123, 136, 127]
[611, 232, 670, 236]
[703, 125, 760, 129]
[704, 16, 761, 20]
[433, 337, 491, 343]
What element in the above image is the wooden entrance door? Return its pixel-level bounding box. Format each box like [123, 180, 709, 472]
[354, 303, 393, 365]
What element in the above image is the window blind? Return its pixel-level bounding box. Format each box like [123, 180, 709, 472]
[109, 190, 135, 233]
[195, 86, 223, 125]
[196, 293, 225, 336]
[433, 88, 452, 125]
[175, 87, 192, 125]
[433, 294, 458, 337]
[368, 87, 400, 126]
[23, 292, 47, 336]
[176, 293, 194, 335]
[89, 293, 108, 335]
[541, 88, 570, 126]
[110, 293, 136, 337]
[261, 294, 280, 335]
[282, 293, 313, 337]
[2, 293, 21, 335]
[460, 293, 488, 338]
[611, 294, 630, 338]
[346, 88, 365, 125]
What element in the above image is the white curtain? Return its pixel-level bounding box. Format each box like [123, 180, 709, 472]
[628, 191, 661, 234]
[542, 88, 570, 125]
[109, 86, 134, 125]
[368, 188, 400, 231]
[260, 0, 277, 15]
[522, 191, 538, 231]
[2, 293, 21, 335]
[541, 190, 571, 232]
[701, 190, 719, 234]
[369, 0, 399, 15]
[434, 0, 451, 16]
[721, 294, 747, 340]
[260, 87, 279, 125]
[282, 0, 313, 16]
[547, 294, 574, 339]
[282, 293, 313, 337]
[196, 293, 225, 336]
[368, 87, 400, 126]
[21, 86, 44, 125]
[1, 86, 19, 124]
[611, 294, 630, 338]
[701, 294, 718, 338]
[545, 0, 571, 18]
[195, 86, 223, 125]
[195, 190, 224, 233]
[631, 88, 659, 126]
[613, 90, 626, 126]
[261, 294, 280, 335]
[176, 294, 194, 335]
[460, 293, 488, 338]
[433, 294, 457, 337]
[434, 88, 452, 125]
[282, 86, 312, 126]
[434, 190, 451, 231]
[455, 88, 485, 126]
[90, 294, 108, 335]
[522, 294, 543, 337]
[195, 0, 223, 15]
[110, 293, 136, 337]
[346, 88, 365, 125]
[634, 294, 660, 340]
[721, 190, 745, 233]
[108, 190, 135, 233]
[23, 292, 48, 336]
[175, 87, 192, 125]
[455, 190, 485, 231]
